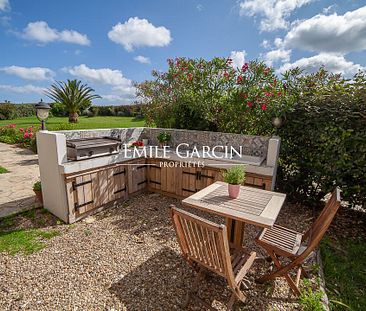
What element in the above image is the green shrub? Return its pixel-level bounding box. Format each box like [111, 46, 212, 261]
[50, 102, 68, 117]
[0, 103, 16, 120]
[277, 69, 366, 207]
[222, 166, 246, 184]
[157, 131, 171, 143]
[137, 57, 292, 134]
[299, 279, 325, 311]
[139, 57, 365, 208]
[13, 104, 36, 118]
[33, 181, 42, 191]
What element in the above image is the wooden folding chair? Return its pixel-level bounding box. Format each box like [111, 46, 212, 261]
[171, 206, 256, 310]
[255, 187, 341, 295]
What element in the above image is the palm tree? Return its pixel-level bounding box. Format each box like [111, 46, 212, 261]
[45, 79, 101, 123]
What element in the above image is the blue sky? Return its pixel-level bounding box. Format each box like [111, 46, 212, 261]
[1, 0, 366, 105]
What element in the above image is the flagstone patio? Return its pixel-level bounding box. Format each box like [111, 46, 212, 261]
[0, 142, 40, 217]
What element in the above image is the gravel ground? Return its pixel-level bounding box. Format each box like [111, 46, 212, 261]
[0, 193, 316, 311]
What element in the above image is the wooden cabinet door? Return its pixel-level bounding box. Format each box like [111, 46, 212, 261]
[160, 161, 178, 194]
[244, 173, 272, 190]
[181, 167, 198, 197]
[196, 168, 219, 191]
[128, 160, 147, 194]
[148, 159, 162, 190]
[108, 165, 127, 201]
[66, 173, 95, 218]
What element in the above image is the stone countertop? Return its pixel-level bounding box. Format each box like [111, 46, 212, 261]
[59, 149, 274, 176]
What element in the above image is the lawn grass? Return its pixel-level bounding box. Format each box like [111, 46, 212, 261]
[0, 116, 146, 130]
[0, 165, 9, 173]
[320, 237, 366, 310]
[0, 229, 60, 255]
[0, 208, 60, 255]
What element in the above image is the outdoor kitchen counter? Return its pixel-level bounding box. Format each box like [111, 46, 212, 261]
[59, 150, 274, 176]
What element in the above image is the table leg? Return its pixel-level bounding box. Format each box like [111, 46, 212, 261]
[226, 218, 245, 249]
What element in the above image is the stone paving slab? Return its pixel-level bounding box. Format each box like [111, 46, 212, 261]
[0, 143, 40, 217]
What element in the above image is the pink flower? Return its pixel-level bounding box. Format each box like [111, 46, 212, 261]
[223, 72, 230, 80]
[265, 92, 272, 97]
[247, 102, 253, 108]
[28, 132, 34, 138]
[24, 132, 29, 138]
[236, 76, 243, 84]
[261, 104, 267, 111]
[277, 92, 282, 97]
[187, 73, 193, 81]
[241, 63, 249, 72]
[19, 128, 25, 132]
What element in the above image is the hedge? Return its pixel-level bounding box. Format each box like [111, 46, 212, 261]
[138, 58, 366, 208]
[0, 103, 36, 120]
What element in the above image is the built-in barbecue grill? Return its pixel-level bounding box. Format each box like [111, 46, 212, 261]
[66, 137, 122, 161]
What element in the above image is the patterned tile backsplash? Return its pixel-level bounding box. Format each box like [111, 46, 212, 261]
[57, 127, 270, 158]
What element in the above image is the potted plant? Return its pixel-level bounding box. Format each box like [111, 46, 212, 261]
[33, 180, 43, 204]
[157, 131, 171, 148]
[222, 166, 246, 199]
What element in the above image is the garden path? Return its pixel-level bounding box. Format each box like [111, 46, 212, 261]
[0, 142, 40, 218]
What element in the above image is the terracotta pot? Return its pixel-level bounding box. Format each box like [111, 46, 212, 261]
[34, 190, 43, 205]
[228, 184, 240, 199]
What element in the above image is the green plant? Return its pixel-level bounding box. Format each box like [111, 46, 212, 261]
[45, 79, 101, 123]
[321, 237, 365, 310]
[0, 103, 16, 120]
[157, 131, 171, 143]
[299, 279, 325, 311]
[138, 57, 293, 134]
[222, 166, 246, 185]
[277, 68, 366, 208]
[0, 229, 60, 255]
[33, 180, 42, 191]
[0, 165, 9, 174]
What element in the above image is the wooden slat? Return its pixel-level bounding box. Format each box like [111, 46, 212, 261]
[182, 181, 286, 228]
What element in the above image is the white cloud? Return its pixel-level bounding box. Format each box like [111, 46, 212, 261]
[264, 49, 291, 66]
[229, 50, 247, 69]
[65, 64, 135, 97]
[239, 0, 313, 32]
[108, 17, 172, 51]
[21, 21, 90, 45]
[197, 4, 203, 12]
[278, 53, 364, 76]
[284, 6, 366, 54]
[0, 0, 10, 11]
[0, 84, 45, 94]
[323, 4, 337, 15]
[1, 65, 55, 81]
[261, 39, 271, 49]
[134, 55, 151, 64]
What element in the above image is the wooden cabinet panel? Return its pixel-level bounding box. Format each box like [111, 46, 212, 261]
[181, 167, 198, 196]
[67, 173, 95, 217]
[161, 161, 178, 194]
[197, 168, 219, 191]
[244, 173, 272, 190]
[148, 160, 162, 190]
[66, 164, 128, 218]
[128, 160, 147, 194]
[108, 165, 127, 200]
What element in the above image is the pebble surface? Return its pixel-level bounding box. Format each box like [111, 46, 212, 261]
[0, 193, 315, 310]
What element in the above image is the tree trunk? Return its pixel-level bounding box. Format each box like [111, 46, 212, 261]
[69, 112, 79, 123]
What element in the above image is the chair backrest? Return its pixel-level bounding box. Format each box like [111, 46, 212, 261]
[300, 187, 341, 259]
[171, 206, 234, 282]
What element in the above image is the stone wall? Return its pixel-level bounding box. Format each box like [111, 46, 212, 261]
[56, 127, 270, 158]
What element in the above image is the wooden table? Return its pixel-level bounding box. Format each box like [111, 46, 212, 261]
[182, 181, 286, 249]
